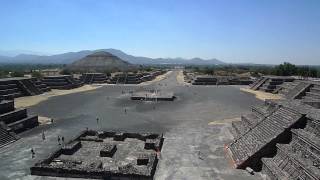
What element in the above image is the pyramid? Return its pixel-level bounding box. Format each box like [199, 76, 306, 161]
[69, 51, 132, 72]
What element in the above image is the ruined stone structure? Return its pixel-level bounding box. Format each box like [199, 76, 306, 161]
[280, 80, 320, 109]
[250, 76, 295, 93]
[110, 73, 143, 84]
[192, 76, 252, 85]
[109, 71, 165, 84]
[131, 91, 175, 101]
[0, 99, 38, 148]
[227, 99, 320, 179]
[31, 130, 164, 179]
[0, 77, 50, 100]
[80, 73, 108, 84]
[42, 75, 83, 89]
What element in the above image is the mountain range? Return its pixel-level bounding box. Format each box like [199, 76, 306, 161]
[0, 49, 225, 65]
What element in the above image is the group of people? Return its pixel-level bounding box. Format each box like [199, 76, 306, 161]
[31, 129, 65, 158]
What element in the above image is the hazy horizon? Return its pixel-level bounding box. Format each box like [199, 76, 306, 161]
[0, 0, 319, 65]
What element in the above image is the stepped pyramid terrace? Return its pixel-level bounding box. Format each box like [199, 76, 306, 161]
[80, 73, 109, 84]
[0, 77, 50, 100]
[42, 75, 83, 89]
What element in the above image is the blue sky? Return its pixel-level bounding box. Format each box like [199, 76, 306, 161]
[0, 0, 319, 65]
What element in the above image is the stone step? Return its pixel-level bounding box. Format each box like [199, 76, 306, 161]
[310, 87, 320, 94]
[241, 114, 259, 127]
[306, 92, 320, 99]
[286, 82, 311, 99]
[251, 77, 268, 90]
[0, 84, 18, 90]
[0, 127, 17, 148]
[7, 115, 38, 133]
[0, 108, 28, 124]
[273, 144, 320, 180]
[1, 92, 23, 100]
[232, 121, 250, 136]
[261, 158, 289, 180]
[0, 100, 14, 114]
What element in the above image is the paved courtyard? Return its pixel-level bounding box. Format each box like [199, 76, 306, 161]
[0, 70, 265, 180]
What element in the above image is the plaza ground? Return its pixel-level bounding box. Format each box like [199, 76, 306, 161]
[0, 70, 265, 180]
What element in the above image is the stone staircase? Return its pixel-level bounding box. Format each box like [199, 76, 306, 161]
[0, 77, 49, 100]
[0, 126, 17, 148]
[250, 77, 268, 90]
[42, 75, 83, 89]
[285, 81, 312, 99]
[81, 73, 108, 84]
[231, 103, 277, 138]
[278, 81, 299, 95]
[227, 106, 303, 169]
[250, 76, 295, 93]
[0, 80, 24, 100]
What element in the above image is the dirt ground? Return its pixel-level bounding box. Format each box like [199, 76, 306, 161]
[15, 85, 102, 108]
[139, 71, 172, 85]
[240, 87, 283, 101]
[176, 70, 190, 85]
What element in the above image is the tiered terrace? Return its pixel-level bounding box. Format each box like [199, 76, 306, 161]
[42, 75, 83, 89]
[250, 76, 295, 93]
[192, 75, 252, 85]
[0, 77, 50, 100]
[80, 73, 108, 84]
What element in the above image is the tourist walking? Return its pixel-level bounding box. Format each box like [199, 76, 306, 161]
[62, 136, 65, 145]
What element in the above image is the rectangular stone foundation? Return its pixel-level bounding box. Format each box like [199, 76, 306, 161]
[30, 130, 164, 179]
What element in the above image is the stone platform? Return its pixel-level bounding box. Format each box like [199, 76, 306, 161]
[42, 75, 83, 89]
[30, 130, 164, 179]
[0, 77, 50, 100]
[0, 99, 38, 148]
[131, 91, 175, 101]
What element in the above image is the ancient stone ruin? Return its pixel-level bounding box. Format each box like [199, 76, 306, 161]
[42, 75, 83, 89]
[250, 76, 295, 93]
[109, 71, 165, 84]
[227, 99, 320, 179]
[191, 75, 252, 85]
[0, 99, 38, 148]
[131, 90, 175, 101]
[31, 130, 164, 179]
[0, 77, 50, 100]
[80, 73, 108, 84]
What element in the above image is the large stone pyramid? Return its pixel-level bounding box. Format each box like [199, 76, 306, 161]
[69, 51, 132, 72]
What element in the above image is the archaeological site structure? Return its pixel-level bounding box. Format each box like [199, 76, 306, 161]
[31, 130, 164, 179]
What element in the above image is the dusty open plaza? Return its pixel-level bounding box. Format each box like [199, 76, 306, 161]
[0, 70, 264, 179]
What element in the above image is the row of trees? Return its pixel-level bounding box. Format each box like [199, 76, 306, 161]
[273, 62, 319, 77]
[186, 62, 320, 78]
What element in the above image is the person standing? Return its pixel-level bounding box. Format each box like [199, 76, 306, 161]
[58, 136, 61, 145]
[42, 131, 45, 141]
[31, 148, 35, 158]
